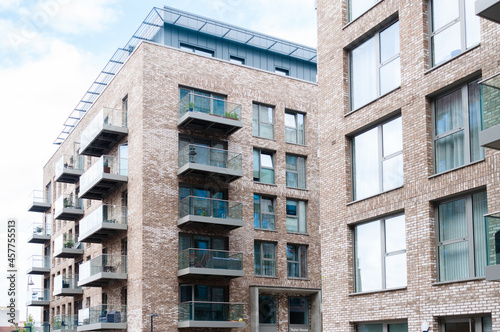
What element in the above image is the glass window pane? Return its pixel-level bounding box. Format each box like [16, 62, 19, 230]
[349, 0, 377, 21]
[260, 123, 274, 139]
[252, 105, 259, 136]
[262, 214, 275, 230]
[439, 199, 467, 242]
[254, 195, 260, 228]
[380, 56, 401, 95]
[289, 297, 308, 325]
[482, 317, 492, 332]
[432, 0, 459, 31]
[439, 241, 469, 281]
[261, 153, 273, 168]
[353, 127, 379, 200]
[261, 168, 275, 184]
[287, 217, 299, 232]
[468, 80, 484, 162]
[262, 243, 275, 259]
[473, 191, 487, 277]
[435, 130, 465, 173]
[287, 245, 297, 260]
[435, 89, 463, 136]
[286, 127, 297, 144]
[298, 201, 307, 233]
[285, 113, 296, 128]
[465, 0, 480, 48]
[388, 323, 408, 332]
[259, 296, 276, 324]
[385, 215, 406, 252]
[433, 22, 461, 65]
[297, 113, 305, 145]
[385, 253, 407, 288]
[351, 36, 377, 110]
[286, 200, 297, 216]
[253, 150, 260, 181]
[382, 117, 403, 156]
[357, 323, 383, 332]
[287, 172, 298, 188]
[262, 198, 274, 213]
[286, 155, 297, 170]
[261, 107, 273, 124]
[254, 243, 261, 275]
[380, 21, 400, 63]
[355, 221, 382, 292]
[382, 153, 403, 191]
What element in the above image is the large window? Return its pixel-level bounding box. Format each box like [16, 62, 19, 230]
[254, 241, 276, 277]
[253, 103, 274, 139]
[286, 155, 306, 189]
[259, 296, 276, 324]
[356, 322, 408, 332]
[352, 116, 403, 201]
[430, 0, 480, 66]
[348, 0, 378, 22]
[289, 297, 308, 326]
[350, 21, 400, 110]
[433, 79, 484, 174]
[254, 194, 275, 230]
[253, 149, 275, 184]
[354, 214, 406, 292]
[437, 191, 487, 282]
[285, 111, 305, 145]
[286, 199, 307, 233]
[438, 316, 492, 332]
[287, 244, 307, 278]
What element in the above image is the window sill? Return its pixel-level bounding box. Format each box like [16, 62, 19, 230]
[255, 228, 278, 233]
[254, 181, 277, 187]
[345, 86, 401, 117]
[428, 158, 485, 179]
[287, 232, 309, 236]
[255, 275, 279, 279]
[286, 186, 308, 191]
[349, 286, 407, 296]
[285, 142, 308, 148]
[347, 185, 403, 206]
[432, 277, 484, 286]
[342, 0, 384, 30]
[288, 277, 309, 281]
[253, 135, 276, 141]
[424, 44, 480, 75]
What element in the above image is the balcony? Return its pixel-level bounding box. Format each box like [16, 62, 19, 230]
[476, 0, 500, 24]
[178, 248, 244, 278]
[27, 222, 51, 244]
[77, 305, 127, 331]
[78, 255, 127, 287]
[55, 154, 84, 183]
[53, 274, 82, 296]
[178, 93, 243, 135]
[80, 107, 127, 157]
[26, 322, 50, 332]
[178, 302, 244, 329]
[485, 212, 500, 281]
[28, 190, 51, 213]
[54, 234, 83, 258]
[79, 156, 127, 200]
[54, 195, 84, 220]
[27, 255, 50, 275]
[480, 74, 500, 150]
[178, 144, 243, 182]
[26, 288, 49, 306]
[178, 196, 243, 229]
[54, 315, 78, 332]
[78, 205, 127, 243]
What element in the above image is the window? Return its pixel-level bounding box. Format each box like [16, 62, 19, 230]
[275, 67, 289, 76]
[253, 149, 275, 184]
[259, 295, 276, 324]
[433, 79, 484, 173]
[179, 43, 214, 57]
[230, 56, 245, 64]
[119, 144, 128, 176]
[354, 214, 406, 292]
[357, 322, 408, 332]
[286, 155, 306, 189]
[348, 0, 378, 21]
[430, 0, 480, 66]
[286, 199, 307, 233]
[253, 103, 274, 139]
[350, 21, 400, 110]
[285, 111, 305, 145]
[352, 116, 403, 201]
[179, 184, 227, 219]
[439, 316, 492, 332]
[437, 191, 487, 282]
[287, 244, 307, 278]
[254, 194, 275, 230]
[289, 297, 308, 326]
[254, 241, 276, 276]
[179, 88, 226, 116]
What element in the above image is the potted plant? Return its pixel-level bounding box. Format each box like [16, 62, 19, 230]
[103, 158, 111, 173]
[35, 226, 43, 233]
[188, 102, 195, 112]
[64, 239, 74, 248]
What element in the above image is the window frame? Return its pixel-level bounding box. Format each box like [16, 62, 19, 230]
[229, 55, 245, 64]
[287, 244, 308, 279]
[254, 241, 277, 277]
[253, 103, 275, 139]
[286, 199, 307, 234]
[356, 321, 408, 332]
[285, 110, 306, 145]
[253, 148, 275, 184]
[438, 315, 492, 332]
[275, 67, 290, 76]
[254, 194, 276, 231]
[179, 43, 215, 57]
[286, 154, 307, 189]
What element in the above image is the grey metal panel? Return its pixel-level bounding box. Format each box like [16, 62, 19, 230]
[485, 265, 500, 281]
[178, 321, 245, 328]
[479, 124, 500, 150]
[177, 267, 244, 277]
[476, 0, 500, 23]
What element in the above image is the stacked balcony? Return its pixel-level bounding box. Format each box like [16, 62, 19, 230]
[28, 222, 51, 244]
[178, 248, 244, 278]
[178, 93, 243, 135]
[178, 144, 243, 182]
[178, 196, 243, 229]
[53, 315, 78, 332]
[53, 274, 82, 296]
[475, 0, 500, 24]
[28, 190, 51, 213]
[55, 154, 84, 183]
[178, 302, 244, 328]
[485, 212, 500, 281]
[27, 255, 50, 275]
[77, 304, 127, 331]
[26, 288, 50, 306]
[479, 74, 500, 150]
[78, 205, 127, 243]
[79, 156, 127, 200]
[80, 107, 127, 157]
[54, 234, 83, 258]
[54, 195, 84, 220]
[78, 255, 127, 287]
[27, 322, 50, 332]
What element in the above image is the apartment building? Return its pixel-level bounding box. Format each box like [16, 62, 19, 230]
[317, 0, 500, 331]
[26, 6, 321, 332]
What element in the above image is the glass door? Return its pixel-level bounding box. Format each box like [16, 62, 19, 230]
[289, 297, 309, 332]
[259, 295, 277, 332]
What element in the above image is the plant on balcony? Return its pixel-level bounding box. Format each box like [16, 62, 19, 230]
[64, 239, 74, 248]
[200, 209, 209, 216]
[35, 226, 43, 233]
[224, 111, 240, 120]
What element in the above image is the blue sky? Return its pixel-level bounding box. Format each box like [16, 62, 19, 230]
[0, 0, 317, 324]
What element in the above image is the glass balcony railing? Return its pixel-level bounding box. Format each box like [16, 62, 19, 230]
[30, 222, 51, 236]
[178, 196, 243, 220]
[79, 156, 128, 199]
[178, 93, 241, 121]
[27, 322, 50, 332]
[481, 74, 500, 131]
[54, 194, 84, 220]
[53, 315, 78, 331]
[79, 205, 127, 241]
[54, 274, 80, 290]
[80, 107, 127, 155]
[80, 254, 127, 280]
[28, 190, 51, 212]
[178, 302, 244, 323]
[54, 233, 82, 252]
[486, 213, 500, 266]
[55, 154, 84, 183]
[78, 304, 127, 326]
[178, 144, 242, 172]
[28, 288, 49, 302]
[28, 255, 50, 269]
[178, 248, 243, 271]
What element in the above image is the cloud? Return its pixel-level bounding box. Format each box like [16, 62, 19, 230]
[0, 0, 20, 10]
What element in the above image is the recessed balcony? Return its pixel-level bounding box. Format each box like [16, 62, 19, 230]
[485, 212, 500, 281]
[476, 0, 500, 24]
[55, 154, 84, 183]
[178, 196, 243, 229]
[78, 254, 127, 287]
[178, 93, 243, 135]
[178, 302, 244, 329]
[54, 315, 78, 332]
[80, 107, 128, 157]
[178, 248, 244, 278]
[78, 205, 127, 243]
[26, 288, 49, 306]
[28, 190, 51, 213]
[479, 74, 500, 150]
[27, 222, 51, 244]
[27, 255, 50, 275]
[79, 156, 128, 200]
[77, 305, 127, 331]
[54, 195, 84, 220]
[54, 234, 83, 259]
[53, 274, 82, 296]
[178, 144, 243, 182]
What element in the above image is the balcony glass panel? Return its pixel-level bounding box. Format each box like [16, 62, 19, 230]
[79, 254, 127, 280]
[178, 93, 241, 120]
[54, 234, 82, 252]
[80, 205, 127, 236]
[28, 288, 49, 301]
[178, 144, 242, 171]
[178, 302, 244, 322]
[78, 304, 127, 326]
[54, 274, 80, 290]
[28, 255, 50, 269]
[56, 154, 84, 174]
[55, 194, 83, 213]
[178, 196, 242, 220]
[81, 108, 127, 150]
[178, 248, 243, 271]
[53, 315, 78, 330]
[29, 190, 50, 204]
[481, 74, 500, 130]
[30, 222, 50, 236]
[486, 213, 500, 266]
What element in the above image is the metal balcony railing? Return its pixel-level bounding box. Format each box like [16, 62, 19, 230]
[53, 314, 78, 330]
[178, 196, 243, 220]
[178, 248, 243, 271]
[78, 304, 127, 326]
[178, 302, 244, 323]
[80, 254, 127, 280]
[178, 93, 241, 120]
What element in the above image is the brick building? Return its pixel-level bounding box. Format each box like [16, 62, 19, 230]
[27, 6, 321, 332]
[317, 0, 500, 331]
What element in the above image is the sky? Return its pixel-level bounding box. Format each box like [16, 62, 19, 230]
[0, 0, 317, 324]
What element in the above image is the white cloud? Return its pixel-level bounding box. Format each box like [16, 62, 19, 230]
[0, 0, 21, 10]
